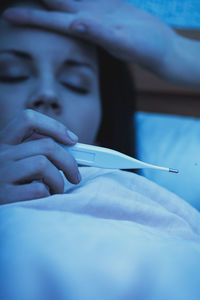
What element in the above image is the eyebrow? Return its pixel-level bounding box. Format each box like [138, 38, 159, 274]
[64, 59, 96, 73]
[0, 49, 96, 73]
[0, 49, 32, 60]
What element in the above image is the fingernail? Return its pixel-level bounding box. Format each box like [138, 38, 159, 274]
[67, 130, 78, 142]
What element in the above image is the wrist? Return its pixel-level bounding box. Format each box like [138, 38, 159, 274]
[134, 22, 178, 78]
[156, 32, 200, 90]
[151, 29, 179, 80]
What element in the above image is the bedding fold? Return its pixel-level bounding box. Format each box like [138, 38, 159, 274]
[1, 167, 200, 300]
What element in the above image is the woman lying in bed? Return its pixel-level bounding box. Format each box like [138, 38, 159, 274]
[0, 1, 200, 300]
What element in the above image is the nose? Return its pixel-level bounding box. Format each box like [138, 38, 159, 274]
[28, 93, 61, 114]
[27, 79, 62, 115]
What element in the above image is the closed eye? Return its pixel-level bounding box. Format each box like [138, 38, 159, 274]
[61, 82, 89, 95]
[0, 76, 29, 83]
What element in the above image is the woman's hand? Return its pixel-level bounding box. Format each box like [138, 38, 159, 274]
[3, 0, 177, 71]
[0, 109, 81, 204]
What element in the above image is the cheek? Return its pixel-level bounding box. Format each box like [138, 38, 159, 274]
[80, 104, 102, 143]
[65, 98, 102, 144]
[0, 85, 26, 130]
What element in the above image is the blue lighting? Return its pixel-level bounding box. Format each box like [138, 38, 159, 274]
[126, 0, 200, 28]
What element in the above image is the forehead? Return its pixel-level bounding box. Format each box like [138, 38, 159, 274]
[0, 19, 98, 67]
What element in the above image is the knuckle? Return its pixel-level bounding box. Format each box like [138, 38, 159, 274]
[56, 121, 66, 135]
[0, 144, 13, 164]
[42, 138, 57, 154]
[21, 109, 36, 127]
[32, 182, 50, 198]
[51, 118, 66, 134]
[24, 9, 37, 20]
[35, 155, 48, 171]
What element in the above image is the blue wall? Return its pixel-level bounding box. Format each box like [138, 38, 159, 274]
[126, 0, 200, 28]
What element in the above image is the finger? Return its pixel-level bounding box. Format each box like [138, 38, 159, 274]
[5, 138, 81, 184]
[3, 8, 90, 38]
[3, 8, 75, 30]
[3, 8, 113, 52]
[0, 109, 78, 145]
[0, 181, 51, 204]
[3, 155, 65, 195]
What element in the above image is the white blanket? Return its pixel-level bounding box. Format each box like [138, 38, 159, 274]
[1, 167, 200, 300]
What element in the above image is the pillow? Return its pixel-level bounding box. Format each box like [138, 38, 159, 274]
[135, 112, 200, 210]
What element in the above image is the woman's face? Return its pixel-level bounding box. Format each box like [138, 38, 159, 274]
[0, 3, 101, 144]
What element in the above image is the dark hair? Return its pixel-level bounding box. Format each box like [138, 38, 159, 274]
[97, 48, 136, 157]
[0, 1, 136, 158]
[0, 0, 48, 12]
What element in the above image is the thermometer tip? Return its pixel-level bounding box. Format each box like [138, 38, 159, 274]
[169, 168, 179, 174]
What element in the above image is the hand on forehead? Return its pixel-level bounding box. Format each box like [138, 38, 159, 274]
[2, 0, 176, 70]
